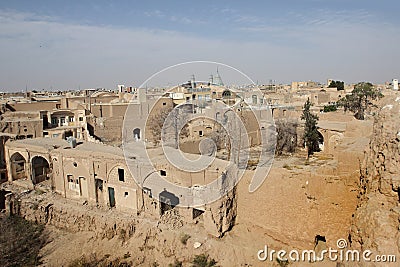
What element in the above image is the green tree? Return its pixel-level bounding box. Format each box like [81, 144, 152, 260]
[323, 104, 337, 112]
[301, 98, 320, 158]
[337, 82, 383, 120]
[328, 80, 344, 90]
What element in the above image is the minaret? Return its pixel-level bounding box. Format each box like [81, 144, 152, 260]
[191, 74, 196, 89]
[209, 74, 214, 85]
[215, 67, 224, 86]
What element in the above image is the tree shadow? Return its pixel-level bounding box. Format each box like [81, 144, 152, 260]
[0, 214, 49, 267]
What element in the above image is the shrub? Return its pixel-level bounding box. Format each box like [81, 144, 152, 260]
[276, 257, 289, 267]
[192, 254, 218, 267]
[180, 233, 191, 245]
[323, 104, 337, 112]
[168, 259, 183, 267]
[282, 164, 292, 170]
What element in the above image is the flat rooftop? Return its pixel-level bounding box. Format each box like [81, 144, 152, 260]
[7, 137, 125, 159]
[317, 121, 347, 132]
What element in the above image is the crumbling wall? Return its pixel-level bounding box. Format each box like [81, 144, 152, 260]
[204, 187, 237, 237]
[93, 117, 124, 144]
[349, 94, 400, 262]
[6, 192, 137, 240]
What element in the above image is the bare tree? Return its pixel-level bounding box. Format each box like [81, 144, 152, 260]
[275, 119, 298, 156]
[147, 107, 172, 146]
[209, 126, 230, 151]
[147, 105, 190, 148]
[168, 108, 190, 149]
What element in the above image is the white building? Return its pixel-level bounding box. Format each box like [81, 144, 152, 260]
[393, 79, 398, 90]
[117, 84, 125, 93]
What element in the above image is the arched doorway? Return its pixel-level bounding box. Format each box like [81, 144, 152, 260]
[10, 152, 26, 180]
[64, 130, 73, 139]
[31, 156, 50, 184]
[317, 131, 324, 151]
[222, 90, 231, 98]
[133, 128, 141, 141]
[159, 190, 179, 215]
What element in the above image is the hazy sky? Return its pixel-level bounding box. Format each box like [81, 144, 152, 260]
[0, 1, 399, 91]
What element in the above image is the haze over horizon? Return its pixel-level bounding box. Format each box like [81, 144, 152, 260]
[1, 0, 399, 91]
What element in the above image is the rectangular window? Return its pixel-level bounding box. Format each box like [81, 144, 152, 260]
[67, 174, 74, 183]
[95, 179, 103, 191]
[124, 192, 129, 197]
[118, 168, 124, 182]
[69, 117, 74, 122]
[79, 117, 83, 121]
[67, 175, 80, 193]
[56, 104, 61, 109]
[143, 187, 152, 198]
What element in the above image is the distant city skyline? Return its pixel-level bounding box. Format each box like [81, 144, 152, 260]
[0, 0, 399, 91]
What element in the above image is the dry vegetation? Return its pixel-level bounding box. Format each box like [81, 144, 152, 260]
[66, 253, 217, 267]
[0, 214, 48, 267]
[67, 254, 132, 267]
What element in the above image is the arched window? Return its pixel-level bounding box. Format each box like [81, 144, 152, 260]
[31, 156, 50, 184]
[133, 128, 141, 141]
[222, 90, 231, 98]
[10, 153, 26, 180]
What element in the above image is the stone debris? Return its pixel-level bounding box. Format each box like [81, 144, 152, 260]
[382, 104, 393, 110]
[193, 242, 202, 248]
[158, 209, 184, 230]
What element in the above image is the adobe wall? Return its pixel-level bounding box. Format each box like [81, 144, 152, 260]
[0, 119, 43, 138]
[349, 94, 400, 260]
[9, 101, 59, 111]
[50, 150, 142, 212]
[91, 116, 124, 144]
[5, 144, 51, 185]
